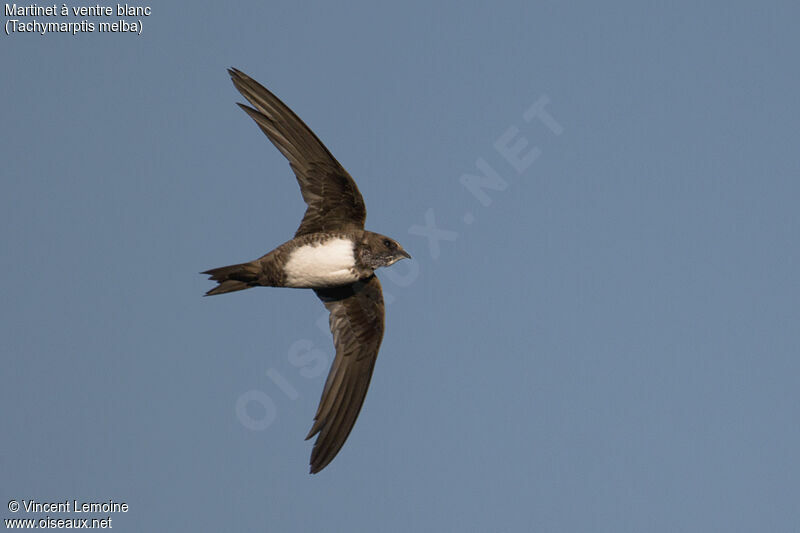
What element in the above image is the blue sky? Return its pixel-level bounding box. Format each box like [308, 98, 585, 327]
[2, 2, 799, 531]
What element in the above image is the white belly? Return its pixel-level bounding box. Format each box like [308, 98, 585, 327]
[284, 238, 359, 288]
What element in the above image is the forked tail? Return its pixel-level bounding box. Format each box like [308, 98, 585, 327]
[202, 261, 262, 296]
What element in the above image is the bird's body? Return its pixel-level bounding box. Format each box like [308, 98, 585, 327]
[203, 69, 410, 473]
[204, 230, 405, 293]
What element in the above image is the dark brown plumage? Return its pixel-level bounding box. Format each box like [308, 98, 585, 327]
[203, 69, 410, 474]
[309, 275, 385, 473]
[228, 68, 366, 237]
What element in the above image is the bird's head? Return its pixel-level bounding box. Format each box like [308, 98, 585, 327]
[358, 232, 412, 270]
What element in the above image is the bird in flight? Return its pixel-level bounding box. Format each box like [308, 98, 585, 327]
[203, 69, 411, 474]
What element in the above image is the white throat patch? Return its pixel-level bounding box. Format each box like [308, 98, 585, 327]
[284, 238, 358, 288]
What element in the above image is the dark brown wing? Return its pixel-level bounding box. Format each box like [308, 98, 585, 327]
[228, 68, 367, 237]
[307, 275, 385, 473]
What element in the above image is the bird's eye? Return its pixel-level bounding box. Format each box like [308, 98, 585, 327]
[383, 239, 395, 249]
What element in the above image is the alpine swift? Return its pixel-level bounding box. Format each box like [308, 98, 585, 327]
[203, 69, 411, 474]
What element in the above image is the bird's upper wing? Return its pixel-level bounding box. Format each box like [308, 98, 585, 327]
[307, 275, 385, 473]
[228, 68, 367, 237]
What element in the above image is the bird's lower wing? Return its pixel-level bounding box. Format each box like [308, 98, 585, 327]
[307, 275, 385, 473]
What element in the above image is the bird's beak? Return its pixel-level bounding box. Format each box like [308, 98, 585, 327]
[399, 249, 412, 260]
